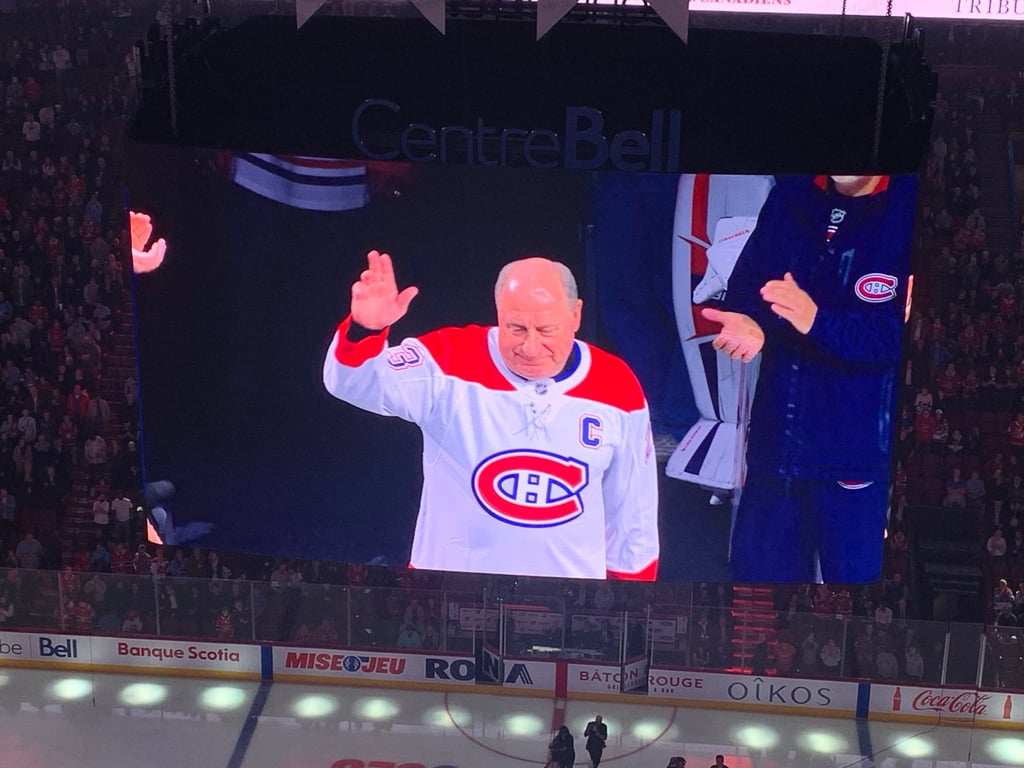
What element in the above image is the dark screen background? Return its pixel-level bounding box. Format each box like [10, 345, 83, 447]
[129, 146, 719, 571]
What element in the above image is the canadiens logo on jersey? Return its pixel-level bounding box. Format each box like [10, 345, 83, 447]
[472, 450, 590, 527]
[854, 273, 898, 303]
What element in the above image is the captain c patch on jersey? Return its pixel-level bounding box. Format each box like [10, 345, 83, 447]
[472, 450, 590, 527]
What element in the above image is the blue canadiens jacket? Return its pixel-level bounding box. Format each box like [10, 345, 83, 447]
[722, 175, 918, 481]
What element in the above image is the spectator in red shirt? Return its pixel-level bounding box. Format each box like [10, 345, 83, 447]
[74, 600, 95, 631]
[936, 363, 961, 408]
[812, 584, 833, 615]
[1009, 412, 1024, 460]
[214, 606, 234, 638]
[914, 407, 937, 453]
[66, 383, 90, 426]
[109, 541, 133, 574]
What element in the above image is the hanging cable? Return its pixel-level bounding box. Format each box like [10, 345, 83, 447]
[871, 0, 895, 167]
[160, 1, 178, 139]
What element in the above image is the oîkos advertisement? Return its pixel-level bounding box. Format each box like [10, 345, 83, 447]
[647, 670, 859, 712]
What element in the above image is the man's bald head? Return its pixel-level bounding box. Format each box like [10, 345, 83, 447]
[494, 257, 582, 381]
[494, 257, 578, 311]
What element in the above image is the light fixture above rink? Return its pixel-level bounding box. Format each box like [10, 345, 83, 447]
[119, 682, 169, 707]
[890, 734, 935, 759]
[732, 724, 780, 750]
[199, 685, 248, 712]
[799, 731, 849, 754]
[292, 694, 339, 718]
[424, 704, 470, 727]
[502, 712, 545, 736]
[354, 696, 400, 720]
[50, 677, 93, 701]
[988, 737, 1024, 765]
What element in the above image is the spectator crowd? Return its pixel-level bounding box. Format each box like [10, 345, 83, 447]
[0, 0, 1023, 691]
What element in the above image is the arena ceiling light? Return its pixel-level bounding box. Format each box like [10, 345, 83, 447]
[354, 696, 400, 721]
[987, 737, 1024, 765]
[293, 694, 339, 718]
[890, 734, 935, 759]
[733, 724, 780, 750]
[503, 712, 545, 736]
[424, 704, 470, 727]
[49, 678, 93, 701]
[199, 686, 248, 712]
[800, 731, 849, 754]
[633, 718, 673, 741]
[119, 682, 169, 707]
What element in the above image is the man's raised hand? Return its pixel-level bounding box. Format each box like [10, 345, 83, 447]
[350, 250, 419, 331]
[760, 272, 817, 335]
[701, 307, 765, 363]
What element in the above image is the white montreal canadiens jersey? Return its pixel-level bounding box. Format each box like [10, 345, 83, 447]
[323, 318, 659, 580]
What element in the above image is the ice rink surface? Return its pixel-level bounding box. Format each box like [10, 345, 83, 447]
[1, 667, 1022, 768]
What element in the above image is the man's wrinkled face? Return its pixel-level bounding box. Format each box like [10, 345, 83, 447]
[496, 261, 581, 381]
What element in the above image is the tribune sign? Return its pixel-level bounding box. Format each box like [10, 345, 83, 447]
[689, 0, 1024, 20]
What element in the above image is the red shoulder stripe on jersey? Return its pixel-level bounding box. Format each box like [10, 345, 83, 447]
[333, 316, 388, 367]
[607, 558, 658, 581]
[564, 345, 647, 412]
[418, 325, 516, 391]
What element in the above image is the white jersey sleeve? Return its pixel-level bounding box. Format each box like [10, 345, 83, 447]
[604, 405, 659, 579]
[323, 316, 444, 425]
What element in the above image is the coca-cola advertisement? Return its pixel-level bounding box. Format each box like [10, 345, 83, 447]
[909, 689, 990, 717]
[874, 686, 1020, 725]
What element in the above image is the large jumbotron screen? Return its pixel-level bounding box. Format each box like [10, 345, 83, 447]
[128, 147, 919, 584]
[126, 14, 931, 583]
